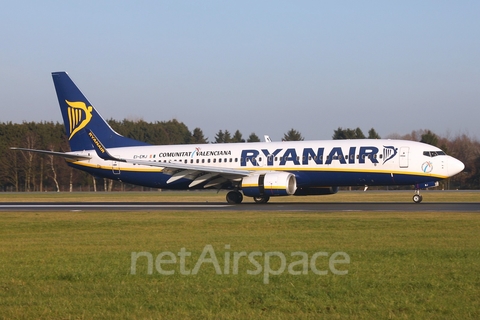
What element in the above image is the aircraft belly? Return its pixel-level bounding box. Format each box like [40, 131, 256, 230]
[68, 163, 189, 189]
[68, 162, 233, 190]
[69, 162, 444, 191]
[292, 170, 441, 187]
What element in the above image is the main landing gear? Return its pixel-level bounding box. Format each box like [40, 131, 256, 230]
[226, 191, 271, 204]
[226, 191, 243, 204]
[253, 196, 270, 204]
[413, 189, 423, 204]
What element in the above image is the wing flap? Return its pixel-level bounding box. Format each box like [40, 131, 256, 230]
[166, 170, 199, 184]
[203, 177, 228, 188]
[189, 173, 219, 188]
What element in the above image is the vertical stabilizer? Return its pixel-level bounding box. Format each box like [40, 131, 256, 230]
[52, 72, 149, 151]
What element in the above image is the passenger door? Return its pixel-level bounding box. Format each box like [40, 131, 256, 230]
[399, 147, 409, 168]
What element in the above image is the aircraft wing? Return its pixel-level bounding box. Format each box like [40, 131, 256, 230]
[120, 157, 250, 176]
[10, 147, 92, 161]
[86, 129, 250, 188]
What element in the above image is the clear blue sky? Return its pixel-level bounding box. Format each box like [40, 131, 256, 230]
[1, 1, 479, 141]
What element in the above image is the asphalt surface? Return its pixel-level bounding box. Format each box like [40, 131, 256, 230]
[0, 202, 478, 212]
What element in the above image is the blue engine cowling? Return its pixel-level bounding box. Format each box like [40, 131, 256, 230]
[242, 172, 297, 197]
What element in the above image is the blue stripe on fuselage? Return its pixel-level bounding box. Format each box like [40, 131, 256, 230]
[69, 162, 440, 190]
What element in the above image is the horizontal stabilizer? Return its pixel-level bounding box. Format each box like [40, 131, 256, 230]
[10, 147, 91, 161]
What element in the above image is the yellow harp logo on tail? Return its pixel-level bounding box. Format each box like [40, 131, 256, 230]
[66, 100, 93, 140]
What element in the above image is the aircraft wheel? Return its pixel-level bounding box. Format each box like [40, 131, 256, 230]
[253, 196, 270, 204]
[226, 191, 243, 204]
[413, 194, 423, 203]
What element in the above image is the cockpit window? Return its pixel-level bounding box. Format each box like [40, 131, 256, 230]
[423, 151, 446, 157]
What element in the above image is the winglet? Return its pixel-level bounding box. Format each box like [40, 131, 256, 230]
[86, 129, 125, 162]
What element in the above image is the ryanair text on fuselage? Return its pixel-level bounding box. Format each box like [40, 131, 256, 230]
[141, 145, 398, 167]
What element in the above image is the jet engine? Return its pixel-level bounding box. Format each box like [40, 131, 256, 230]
[242, 172, 297, 197]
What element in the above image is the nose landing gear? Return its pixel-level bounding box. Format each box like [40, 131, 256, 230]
[412, 181, 439, 203]
[412, 190, 423, 204]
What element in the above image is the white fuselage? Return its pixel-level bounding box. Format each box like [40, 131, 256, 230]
[67, 139, 464, 190]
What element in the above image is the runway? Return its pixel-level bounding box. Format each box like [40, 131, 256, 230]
[0, 202, 479, 212]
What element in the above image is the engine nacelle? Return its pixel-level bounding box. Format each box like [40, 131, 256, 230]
[294, 186, 339, 196]
[242, 172, 297, 197]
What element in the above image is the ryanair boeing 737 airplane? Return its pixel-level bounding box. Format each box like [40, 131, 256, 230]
[12, 72, 465, 204]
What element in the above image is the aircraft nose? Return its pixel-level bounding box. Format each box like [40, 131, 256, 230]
[448, 156, 465, 177]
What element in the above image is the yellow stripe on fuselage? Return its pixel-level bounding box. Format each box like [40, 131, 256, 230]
[67, 160, 448, 179]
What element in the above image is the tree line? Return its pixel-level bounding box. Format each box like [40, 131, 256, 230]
[0, 121, 478, 192]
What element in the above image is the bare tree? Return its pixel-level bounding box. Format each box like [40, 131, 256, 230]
[48, 153, 60, 192]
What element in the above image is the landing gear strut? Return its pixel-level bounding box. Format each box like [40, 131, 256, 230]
[412, 190, 423, 203]
[226, 191, 243, 204]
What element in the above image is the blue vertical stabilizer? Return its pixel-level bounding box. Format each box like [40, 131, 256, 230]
[52, 72, 149, 151]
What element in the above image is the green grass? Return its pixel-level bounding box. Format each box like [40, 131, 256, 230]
[0, 189, 479, 203]
[1, 210, 480, 319]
